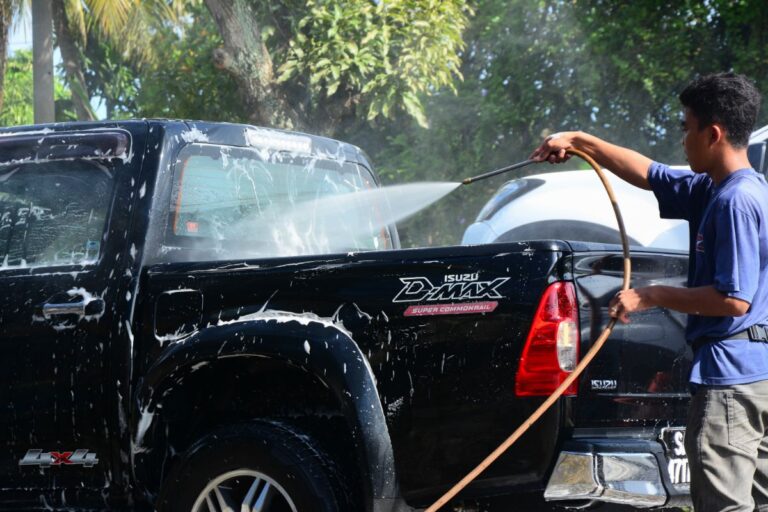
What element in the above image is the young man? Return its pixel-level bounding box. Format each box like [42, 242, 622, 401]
[530, 73, 768, 512]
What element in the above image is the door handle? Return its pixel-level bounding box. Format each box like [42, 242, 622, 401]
[42, 298, 105, 319]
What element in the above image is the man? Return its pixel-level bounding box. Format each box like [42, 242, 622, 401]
[530, 72, 768, 512]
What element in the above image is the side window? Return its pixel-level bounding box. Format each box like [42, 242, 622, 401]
[0, 161, 113, 268]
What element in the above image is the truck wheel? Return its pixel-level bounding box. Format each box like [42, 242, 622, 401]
[158, 421, 354, 512]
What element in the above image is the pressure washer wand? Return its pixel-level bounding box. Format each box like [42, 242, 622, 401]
[462, 158, 538, 185]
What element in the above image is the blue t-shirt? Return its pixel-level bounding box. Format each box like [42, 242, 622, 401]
[648, 162, 768, 385]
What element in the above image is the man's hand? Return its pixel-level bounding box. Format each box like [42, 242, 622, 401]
[608, 285, 749, 322]
[529, 130, 653, 189]
[608, 287, 655, 324]
[529, 132, 577, 164]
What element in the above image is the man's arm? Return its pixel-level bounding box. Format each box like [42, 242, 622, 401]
[530, 131, 653, 190]
[609, 285, 750, 323]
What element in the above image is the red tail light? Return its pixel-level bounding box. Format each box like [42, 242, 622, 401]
[515, 281, 580, 396]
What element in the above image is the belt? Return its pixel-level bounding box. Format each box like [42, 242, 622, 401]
[691, 325, 768, 352]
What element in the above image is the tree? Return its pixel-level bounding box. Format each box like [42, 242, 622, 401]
[0, 50, 75, 126]
[12, 0, 472, 130]
[32, 0, 54, 122]
[576, 0, 768, 151]
[132, 4, 243, 122]
[76, 2, 228, 121]
[7, 0, 768, 249]
[24, 0, 185, 121]
[0, 0, 17, 115]
[52, 0, 93, 120]
[203, 0, 471, 135]
[0, 50, 34, 125]
[356, 0, 768, 247]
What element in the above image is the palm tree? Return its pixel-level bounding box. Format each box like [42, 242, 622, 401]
[27, 0, 185, 122]
[62, 0, 187, 120]
[52, 0, 91, 120]
[32, 0, 53, 122]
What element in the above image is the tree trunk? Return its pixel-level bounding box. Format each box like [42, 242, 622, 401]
[32, 0, 54, 123]
[52, 1, 94, 121]
[204, 0, 302, 129]
[0, 0, 11, 118]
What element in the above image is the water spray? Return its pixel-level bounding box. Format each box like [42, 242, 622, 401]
[425, 148, 632, 512]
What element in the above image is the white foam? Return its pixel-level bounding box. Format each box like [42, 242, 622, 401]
[180, 127, 209, 143]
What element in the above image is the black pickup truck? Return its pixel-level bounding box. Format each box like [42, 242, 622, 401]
[0, 120, 696, 511]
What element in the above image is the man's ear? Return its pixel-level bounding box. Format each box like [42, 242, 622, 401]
[710, 123, 726, 145]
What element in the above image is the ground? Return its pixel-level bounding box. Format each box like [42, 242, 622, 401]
[457, 494, 688, 511]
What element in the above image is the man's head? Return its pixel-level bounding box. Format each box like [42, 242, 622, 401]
[679, 73, 761, 172]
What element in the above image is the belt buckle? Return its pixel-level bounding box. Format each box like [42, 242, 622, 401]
[748, 325, 768, 342]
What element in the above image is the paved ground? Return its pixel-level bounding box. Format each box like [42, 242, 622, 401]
[451, 494, 689, 511]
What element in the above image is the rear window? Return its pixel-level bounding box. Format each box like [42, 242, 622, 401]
[0, 160, 113, 268]
[166, 144, 393, 259]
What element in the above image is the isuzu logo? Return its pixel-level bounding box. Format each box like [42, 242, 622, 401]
[19, 449, 98, 468]
[393, 275, 509, 303]
[590, 379, 618, 391]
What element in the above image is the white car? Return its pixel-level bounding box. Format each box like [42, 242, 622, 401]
[461, 169, 689, 250]
[462, 124, 768, 251]
[749, 124, 768, 171]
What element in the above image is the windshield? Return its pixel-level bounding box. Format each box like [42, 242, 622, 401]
[164, 143, 393, 261]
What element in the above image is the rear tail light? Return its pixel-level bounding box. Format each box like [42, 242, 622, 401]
[515, 281, 580, 396]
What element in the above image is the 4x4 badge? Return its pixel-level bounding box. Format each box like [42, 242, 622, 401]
[19, 449, 98, 467]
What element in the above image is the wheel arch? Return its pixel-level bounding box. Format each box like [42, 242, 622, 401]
[131, 315, 398, 511]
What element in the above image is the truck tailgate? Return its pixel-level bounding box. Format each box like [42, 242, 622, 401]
[570, 246, 691, 428]
[550, 244, 693, 506]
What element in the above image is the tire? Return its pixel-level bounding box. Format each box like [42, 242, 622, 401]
[158, 421, 354, 512]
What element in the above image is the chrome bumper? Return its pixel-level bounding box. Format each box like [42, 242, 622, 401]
[544, 451, 667, 507]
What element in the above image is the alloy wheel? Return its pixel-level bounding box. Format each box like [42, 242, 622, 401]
[191, 469, 298, 512]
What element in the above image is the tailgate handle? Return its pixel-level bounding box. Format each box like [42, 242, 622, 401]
[42, 298, 105, 319]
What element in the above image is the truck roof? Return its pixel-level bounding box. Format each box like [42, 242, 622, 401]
[0, 119, 374, 171]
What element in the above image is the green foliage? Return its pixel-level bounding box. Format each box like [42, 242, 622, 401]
[576, 0, 768, 146]
[277, 0, 471, 127]
[1, 51, 75, 127]
[65, 0, 185, 66]
[82, 35, 139, 119]
[7, 0, 768, 250]
[0, 51, 33, 126]
[73, 4, 246, 121]
[350, 0, 768, 247]
[132, 6, 244, 121]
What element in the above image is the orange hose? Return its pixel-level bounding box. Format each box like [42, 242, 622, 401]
[424, 148, 632, 511]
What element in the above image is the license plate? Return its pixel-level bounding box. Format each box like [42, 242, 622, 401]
[659, 427, 690, 486]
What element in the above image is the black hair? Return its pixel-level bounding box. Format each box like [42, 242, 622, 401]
[679, 72, 761, 148]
